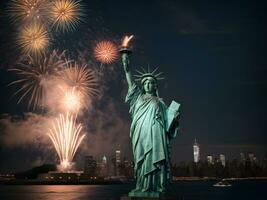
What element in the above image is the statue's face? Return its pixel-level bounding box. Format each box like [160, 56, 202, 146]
[143, 77, 157, 95]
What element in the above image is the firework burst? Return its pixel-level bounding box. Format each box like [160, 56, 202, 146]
[9, 0, 51, 25]
[58, 63, 99, 112]
[9, 51, 67, 110]
[17, 22, 49, 55]
[62, 87, 82, 114]
[48, 113, 85, 171]
[94, 41, 118, 64]
[50, 0, 83, 32]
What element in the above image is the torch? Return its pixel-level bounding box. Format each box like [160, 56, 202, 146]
[119, 35, 134, 70]
[120, 35, 134, 54]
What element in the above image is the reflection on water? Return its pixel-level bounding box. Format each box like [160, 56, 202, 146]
[0, 180, 266, 200]
[0, 184, 131, 200]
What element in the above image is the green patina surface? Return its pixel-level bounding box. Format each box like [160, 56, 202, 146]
[121, 52, 180, 198]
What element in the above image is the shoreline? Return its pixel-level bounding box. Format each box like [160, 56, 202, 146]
[0, 179, 123, 185]
[1, 177, 267, 185]
[173, 176, 267, 181]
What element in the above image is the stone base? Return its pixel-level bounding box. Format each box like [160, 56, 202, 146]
[120, 195, 178, 200]
[129, 191, 162, 198]
[121, 191, 178, 200]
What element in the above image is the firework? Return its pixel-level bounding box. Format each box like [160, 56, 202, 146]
[9, 0, 51, 25]
[62, 87, 82, 113]
[58, 63, 99, 112]
[48, 113, 85, 171]
[50, 0, 83, 32]
[17, 22, 49, 55]
[9, 51, 67, 110]
[94, 41, 118, 64]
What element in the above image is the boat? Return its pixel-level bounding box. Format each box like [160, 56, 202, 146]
[213, 180, 232, 187]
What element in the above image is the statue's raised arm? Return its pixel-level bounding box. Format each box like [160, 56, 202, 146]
[120, 35, 134, 89]
[121, 52, 134, 88]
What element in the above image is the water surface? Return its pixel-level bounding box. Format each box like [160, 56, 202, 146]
[0, 180, 266, 200]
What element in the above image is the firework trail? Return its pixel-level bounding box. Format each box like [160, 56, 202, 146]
[17, 22, 50, 55]
[48, 113, 85, 171]
[9, 51, 67, 110]
[9, 0, 51, 25]
[94, 41, 118, 65]
[50, 0, 84, 32]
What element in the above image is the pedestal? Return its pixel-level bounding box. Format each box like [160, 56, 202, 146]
[120, 196, 178, 200]
[121, 191, 179, 200]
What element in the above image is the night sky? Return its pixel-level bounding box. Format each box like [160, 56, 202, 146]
[0, 0, 266, 172]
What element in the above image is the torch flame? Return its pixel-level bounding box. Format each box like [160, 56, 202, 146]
[122, 35, 134, 48]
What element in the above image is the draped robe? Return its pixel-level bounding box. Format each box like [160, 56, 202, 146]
[125, 83, 179, 195]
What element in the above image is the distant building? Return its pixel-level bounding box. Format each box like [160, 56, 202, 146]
[193, 138, 200, 163]
[84, 156, 97, 176]
[110, 156, 116, 176]
[115, 147, 121, 176]
[248, 152, 257, 162]
[240, 152, 246, 163]
[207, 155, 213, 165]
[38, 171, 83, 181]
[121, 158, 134, 178]
[99, 155, 108, 177]
[102, 155, 107, 165]
[219, 154, 226, 167]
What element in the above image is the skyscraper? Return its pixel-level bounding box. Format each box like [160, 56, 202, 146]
[102, 155, 107, 165]
[207, 155, 213, 164]
[84, 156, 97, 176]
[193, 138, 200, 163]
[240, 152, 246, 163]
[219, 154, 226, 167]
[99, 155, 108, 177]
[248, 152, 256, 162]
[115, 146, 121, 176]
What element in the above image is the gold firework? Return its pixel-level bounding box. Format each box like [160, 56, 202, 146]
[9, 0, 51, 25]
[50, 0, 83, 32]
[9, 51, 67, 110]
[48, 113, 85, 171]
[61, 62, 99, 97]
[58, 62, 99, 112]
[18, 22, 49, 55]
[94, 41, 118, 64]
[63, 87, 82, 114]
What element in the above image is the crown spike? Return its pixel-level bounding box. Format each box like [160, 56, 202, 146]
[155, 72, 163, 77]
[147, 64, 151, 73]
[151, 67, 158, 75]
[134, 74, 143, 78]
[135, 70, 144, 75]
[134, 66, 164, 83]
[141, 67, 146, 73]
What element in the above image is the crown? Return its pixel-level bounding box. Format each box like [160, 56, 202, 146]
[134, 65, 165, 84]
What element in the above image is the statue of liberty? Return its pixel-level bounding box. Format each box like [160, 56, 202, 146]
[120, 37, 181, 198]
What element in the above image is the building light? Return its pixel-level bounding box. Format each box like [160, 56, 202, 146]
[193, 138, 200, 163]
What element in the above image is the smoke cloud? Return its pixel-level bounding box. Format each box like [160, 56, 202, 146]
[80, 100, 131, 160]
[0, 112, 52, 147]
